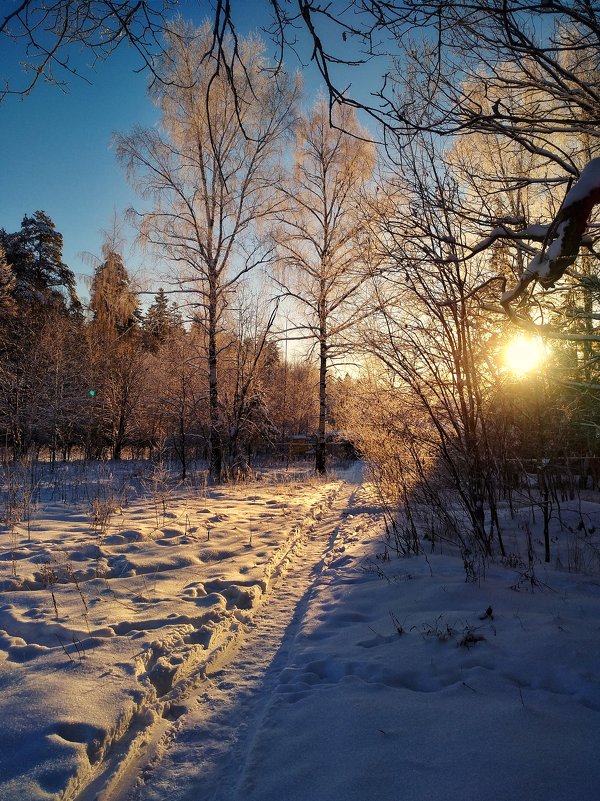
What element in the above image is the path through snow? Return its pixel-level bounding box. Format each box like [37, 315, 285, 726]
[86, 472, 381, 801]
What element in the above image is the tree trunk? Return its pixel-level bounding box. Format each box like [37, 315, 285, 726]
[208, 281, 222, 481]
[112, 405, 126, 460]
[315, 337, 328, 475]
[179, 413, 187, 481]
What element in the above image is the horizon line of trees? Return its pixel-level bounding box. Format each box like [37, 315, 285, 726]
[0, 212, 348, 475]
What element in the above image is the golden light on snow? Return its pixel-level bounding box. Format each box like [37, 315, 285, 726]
[503, 334, 547, 375]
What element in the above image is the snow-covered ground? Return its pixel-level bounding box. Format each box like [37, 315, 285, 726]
[1, 461, 600, 800]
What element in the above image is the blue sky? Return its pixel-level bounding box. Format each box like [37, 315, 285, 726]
[0, 44, 158, 298]
[0, 2, 289, 301]
[0, 1, 380, 304]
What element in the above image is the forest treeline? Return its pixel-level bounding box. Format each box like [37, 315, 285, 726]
[0, 211, 333, 474]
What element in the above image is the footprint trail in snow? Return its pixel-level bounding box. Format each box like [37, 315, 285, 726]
[107, 476, 379, 801]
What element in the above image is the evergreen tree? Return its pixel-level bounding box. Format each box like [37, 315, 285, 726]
[0, 245, 16, 323]
[89, 250, 140, 336]
[0, 211, 79, 312]
[87, 248, 144, 459]
[142, 288, 182, 351]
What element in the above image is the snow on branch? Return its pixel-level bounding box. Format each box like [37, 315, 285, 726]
[466, 223, 549, 260]
[501, 158, 600, 309]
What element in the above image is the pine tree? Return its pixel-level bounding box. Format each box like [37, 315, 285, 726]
[1, 211, 79, 312]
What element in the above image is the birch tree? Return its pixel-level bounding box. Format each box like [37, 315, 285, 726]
[273, 99, 376, 473]
[116, 20, 298, 480]
[219, 293, 279, 476]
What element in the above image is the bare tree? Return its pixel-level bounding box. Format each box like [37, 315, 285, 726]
[272, 99, 377, 473]
[219, 291, 282, 475]
[218, 2, 600, 146]
[0, 1, 177, 98]
[116, 20, 299, 480]
[359, 132, 510, 561]
[144, 326, 206, 478]
[204, 2, 600, 322]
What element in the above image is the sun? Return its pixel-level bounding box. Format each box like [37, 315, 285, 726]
[502, 334, 547, 375]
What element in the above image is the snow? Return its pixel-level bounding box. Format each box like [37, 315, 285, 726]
[238, 557, 600, 801]
[468, 223, 549, 264]
[525, 218, 570, 282]
[0, 461, 340, 800]
[478, 160, 600, 298]
[1, 462, 600, 800]
[561, 158, 600, 210]
[516, 159, 600, 287]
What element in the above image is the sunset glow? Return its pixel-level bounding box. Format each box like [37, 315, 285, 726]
[503, 334, 547, 375]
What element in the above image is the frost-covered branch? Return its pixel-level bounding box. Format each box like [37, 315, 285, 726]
[500, 158, 600, 310]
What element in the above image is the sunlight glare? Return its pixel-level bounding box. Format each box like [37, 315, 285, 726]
[503, 334, 546, 375]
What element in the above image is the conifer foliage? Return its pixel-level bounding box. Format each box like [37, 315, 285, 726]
[89, 250, 140, 335]
[142, 288, 181, 352]
[0, 208, 320, 466]
[0, 246, 16, 323]
[0, 211, 79, 313]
